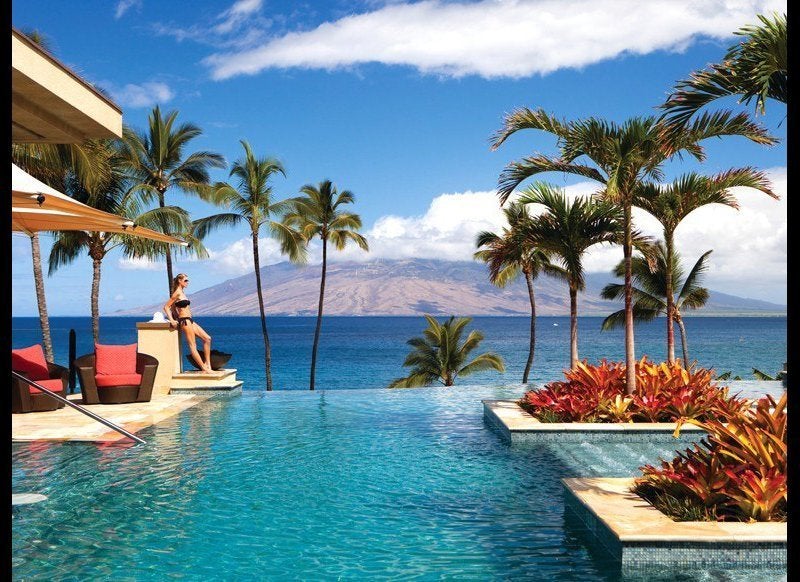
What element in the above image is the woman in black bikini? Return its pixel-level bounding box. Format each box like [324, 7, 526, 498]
[164, 273, 213, 373]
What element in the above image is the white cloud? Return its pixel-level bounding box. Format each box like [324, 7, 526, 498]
[115, 0, 141, 19]
[153, 0, 271, 49]
[204, 0, 786, 80]
[118, 256, 161, 271]
[202, 237, 287, 276]
[104, 81, 175, 109]
[215, 0, 263, 34]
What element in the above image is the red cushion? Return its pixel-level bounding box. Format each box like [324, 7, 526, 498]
[12, 344, 50, 381]
[95, 343, 138, 375]
[95, 373, 142, 387]
[29, 378, 64, 394]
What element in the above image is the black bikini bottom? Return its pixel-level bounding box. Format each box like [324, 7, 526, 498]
[178, 317, 194, 327]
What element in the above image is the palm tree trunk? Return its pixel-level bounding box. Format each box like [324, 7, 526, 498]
[159, 193, 174, 295]
[522, 271, 536, 384]
[91, 255, 102, 343]
[252, 232, 273, 391]
[569, 283, 579, 369]
[30, 234, 54, 361]
[623, 203, 636, 395]
[676, 314, 690, 365]
[665, 235, 676, 364]
[309, 238, 327, 391]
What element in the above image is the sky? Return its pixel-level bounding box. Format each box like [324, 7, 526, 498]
[11, 0, 788, 316]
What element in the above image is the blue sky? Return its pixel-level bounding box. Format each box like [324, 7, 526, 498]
[12, 0, 787, 315]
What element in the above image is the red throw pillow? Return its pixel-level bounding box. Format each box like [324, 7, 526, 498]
[12, 344, 50, 380]
[95, 343, 138, 375]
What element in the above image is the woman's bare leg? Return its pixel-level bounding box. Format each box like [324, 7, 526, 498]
[181, 323, 207, 371]
[193, 323, 213, 372]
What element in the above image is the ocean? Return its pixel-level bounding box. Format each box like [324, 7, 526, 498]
[11, 315, 787, 391]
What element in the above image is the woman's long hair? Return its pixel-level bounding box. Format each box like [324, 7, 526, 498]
[172, 273, 188, 295]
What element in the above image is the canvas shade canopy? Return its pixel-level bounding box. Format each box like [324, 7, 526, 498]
[11, 163, 186, 245]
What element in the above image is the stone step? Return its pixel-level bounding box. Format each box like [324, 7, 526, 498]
[170, 368, 238, 388]
[170, 381, 243, 396]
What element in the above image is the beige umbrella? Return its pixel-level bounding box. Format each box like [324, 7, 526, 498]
[11, 163, 186, 245]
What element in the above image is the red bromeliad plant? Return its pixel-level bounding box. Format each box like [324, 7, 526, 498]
[519, 357, 747, 423]
[633, 393, 787, 522]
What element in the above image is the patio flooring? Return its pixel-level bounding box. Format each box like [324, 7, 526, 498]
[11, 390, 213, 443]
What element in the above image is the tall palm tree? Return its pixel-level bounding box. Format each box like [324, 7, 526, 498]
[285, 180, 369, 390]
[389, 315, 505, 388]
[491, 109, 774, 394]
[121, 106, 225, 294]
[474, 202, 565, 383]
[601, 245, 713, 365]
[49, 141, 187, 342]
[517, 184, 623, 368]
[661, 13, 787, 127]
[635, 169, 775, 362]
[193, 140, 306, 391]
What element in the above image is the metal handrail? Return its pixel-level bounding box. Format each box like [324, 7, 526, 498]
[12, 371, 145, 444]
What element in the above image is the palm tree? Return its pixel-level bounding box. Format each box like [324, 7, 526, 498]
[634, 169, 775, 362]
[285, 180, 369, 390]
[661, 13, 787, 127]
[193, 140, 306, 391]
[601, 245, 713, 365]
[474, 202, 565, 383]
[518, 184, 623, 368]
[121, 106, 225, 294]
[389, 315, 505, 388]
[49, 141, 187, 342]
[490, 109, 774, 394]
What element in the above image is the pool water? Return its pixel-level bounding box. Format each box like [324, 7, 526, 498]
[11, 386, 785, 581]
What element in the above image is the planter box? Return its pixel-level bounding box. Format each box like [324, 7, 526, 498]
[483, 399, 705, 444]
[563, 477, 786, 569]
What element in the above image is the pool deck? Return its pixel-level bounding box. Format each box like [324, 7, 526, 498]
[11, 389, 214, 443]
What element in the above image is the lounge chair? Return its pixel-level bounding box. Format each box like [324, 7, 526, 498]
[11, 344, 68, 413]
[75, 343, 158, 404]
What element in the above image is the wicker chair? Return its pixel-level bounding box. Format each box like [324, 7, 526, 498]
[75, 346, 158, 405]
[11, 344, 68, 413]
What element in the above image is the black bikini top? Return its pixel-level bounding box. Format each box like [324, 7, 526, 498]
[174, 299, 190, 308]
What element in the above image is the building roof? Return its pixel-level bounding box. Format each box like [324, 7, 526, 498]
[12, 28, 123, 143]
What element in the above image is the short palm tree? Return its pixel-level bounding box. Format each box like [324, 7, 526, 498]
[389, 315, 505, 388]
[491, 108, 774, 394]
[601, 245, 713, 365]
[193, 140, 306, 391]
[121, 106, 225, 294]
[285, 180, 369, 390]
[634, 169, 775, 362]
[474, 202, 565, 383]
[518, 184, 624, 369]
[661, 13, 787, 127]
[49, 141, 187, 342]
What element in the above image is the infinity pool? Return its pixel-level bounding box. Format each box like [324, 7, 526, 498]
[11, 386, 785, 580]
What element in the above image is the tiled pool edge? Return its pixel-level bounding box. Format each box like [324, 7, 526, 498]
[482, 399, 705, 443]
[563, 477, 786, 568]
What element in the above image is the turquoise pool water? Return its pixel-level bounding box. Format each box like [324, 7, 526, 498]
[12, 386, 785, 581]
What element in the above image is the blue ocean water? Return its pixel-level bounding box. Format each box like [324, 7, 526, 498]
[11, 387, 785, 581]
[11, 315, 787, 391]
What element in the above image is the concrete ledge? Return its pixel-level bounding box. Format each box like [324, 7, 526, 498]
[563, 477, 786, 568]
[170, 381, 243, 396]
[483, 400, 704, 443]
